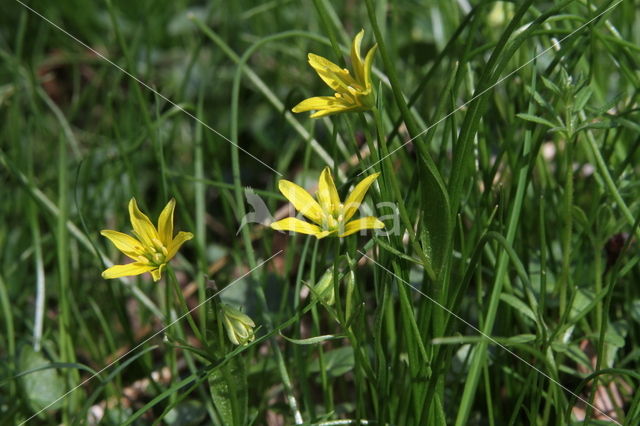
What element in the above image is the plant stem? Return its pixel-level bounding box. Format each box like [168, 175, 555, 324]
[559, 137, 574, 317]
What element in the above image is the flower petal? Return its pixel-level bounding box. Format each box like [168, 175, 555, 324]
[363, 44, 378, 92]
[339, 217, 385, 237]
[343, 172, 380, 222]
[157, 198, 176, 246]
[292, 95, 354, 115]
[351, 29, 365, 84]
[150, 267, 162, 282]
[102, 262, 156, 280]
[278, 180, 324, 224]
[317, 167, 341, 216]
[308, 53, 359, 93]
[128, 198, 159, 247]
[166, 231, 193, 260]
[309, 106, 359, 118]
[100, 230, 144, 259]
[270, 218, 331, 238]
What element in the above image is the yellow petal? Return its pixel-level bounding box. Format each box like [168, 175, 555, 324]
[292, 96, 354, 115]
[270, 218, 332, 239]
[343, 172, 380, 222]
[157, 198, 176, 245]
[317, 167, 341, 215]
[150, 267, 163, 282]
[309, 106, 357, 118]
[278, 180, 324, 225]
[102, 262, 156, 279]
[351, 29, 365, 84]
[339, 217, 385, 237]
[128, 198, 159, 247]
[100, 230, 144, 259]
[166, 231, 193, 260]
[308, 53, 359, 93]
[363, 43, 378, 91]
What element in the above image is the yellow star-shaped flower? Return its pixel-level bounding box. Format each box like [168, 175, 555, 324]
[101, 198, 193, 282]
[271, 167, 384, 238]
[292, 29, 377, 118]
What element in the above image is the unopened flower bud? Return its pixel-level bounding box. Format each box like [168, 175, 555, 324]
[221, 305, 256, 346]
[314, 267, 335, 306]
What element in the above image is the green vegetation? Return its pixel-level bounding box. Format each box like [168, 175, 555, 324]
[1, 0, 640, 424]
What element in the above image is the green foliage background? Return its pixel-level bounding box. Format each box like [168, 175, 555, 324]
[2, 0, 640, 424]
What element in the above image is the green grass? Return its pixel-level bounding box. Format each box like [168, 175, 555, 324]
[2, 0, 640, 424]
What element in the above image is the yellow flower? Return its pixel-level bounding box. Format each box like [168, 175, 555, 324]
[101, 198, 193, 282]
[292, 29, 377, 118]
[221, 304, 256, 346]
[271, 167, 384, 239]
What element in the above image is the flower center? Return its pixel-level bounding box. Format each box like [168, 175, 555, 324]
[137, 238, 168, 267]
[321, 203, 346, 233]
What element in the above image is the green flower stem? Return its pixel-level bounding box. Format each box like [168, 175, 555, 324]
[224, 30, 339, 423]
[371, 107, 434, 280]
[27, 137, 45, 352]
[311, 302, 332, 413]
[194, 91, 208, 331]
[229, 29, 348, 271]
[587, 216, 640, 420]
[167, 266, 205, 344]
[0, 274, 15, 399]
[559, 136, 574, 317]
[166, 268, 216, 416]
[455, 60, 537, 426]
[332, 238, 345, 324]
[593, 240, 603, 335]
[581, 110, 640, 237]
[57, 130, 78, 420]
[253, 280, 304, 424]
[312, 0, 344, 65]
[164, 271, 178, 405]
[363, 0, 449, 217]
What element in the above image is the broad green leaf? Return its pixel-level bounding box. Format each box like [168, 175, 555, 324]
[18, 346, 65, 415]
[308, 346, 354, 378]
[569, 289, 594, 320]
[208, 356, 247, 426]
[420, 168, 451, 276]
[165, 400, 207, 426]
[604, 320, 628, 368]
